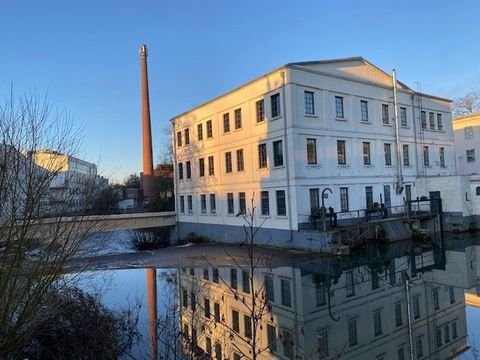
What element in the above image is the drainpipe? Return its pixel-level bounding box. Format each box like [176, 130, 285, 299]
[392, 70, 403, 194]
[411, 92, 420, 177]
[281, 71, 294, 242]
[172, 119, 180, 242]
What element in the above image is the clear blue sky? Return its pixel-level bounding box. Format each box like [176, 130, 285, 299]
[1, 0, 479, 183]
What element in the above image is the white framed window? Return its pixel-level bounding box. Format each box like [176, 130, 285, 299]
[400, 107, 407, 127]
[304, 91, 315, 115]
[335, 96, 344, 118]
[199, 158, 205, 177]
[227, 193, 234, 214]
[206, 120, 213, 138]
[234, 108, 242, 129]
[261, 191, 269, 215]
[210, 194, 216, 214]
[273, 140, 283, 167]
[360, 100, 368, 122]
[382, 104, 389, 124]
[236, 149, 244, 171]
[258, 143, 267, 168]
[429, 112, 435, 130]
[337, 140, 346, 165]
[271, 93, 281, 118]
[403, 144, 410, 166]
[276, 190, 286, 216]
[200, 194, 207, 214]
[384, 143, 392, 166]
[467, 149, 475, 162]
[363, 142, 371, 165]
[208, 156, 214, 175]
[340, 187, 349, 212]
[223, 113, 230, 133]
[307, 138, 317, 164]
[256, 99, 265, 122]
[421, 111, 427, 130]
[423, 146, 430, 166]
[225, 152, 232, 173]
[197, 123, 203, 141]
[439, 147, 445, 167]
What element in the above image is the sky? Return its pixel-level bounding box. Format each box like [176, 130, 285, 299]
[1, 0, 479, 183]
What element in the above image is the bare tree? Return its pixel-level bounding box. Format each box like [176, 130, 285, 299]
[0, 91, 101, 356]
[452, 91, 480, 117]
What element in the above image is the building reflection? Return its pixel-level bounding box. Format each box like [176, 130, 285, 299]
[177, 242, 468, 359]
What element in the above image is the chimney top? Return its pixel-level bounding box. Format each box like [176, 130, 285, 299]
[140, 44, 147, 56]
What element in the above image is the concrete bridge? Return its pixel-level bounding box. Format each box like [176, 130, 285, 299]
[26, 211, 176, 237]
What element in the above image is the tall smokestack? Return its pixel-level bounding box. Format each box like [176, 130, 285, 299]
[140, 44, 155, 198]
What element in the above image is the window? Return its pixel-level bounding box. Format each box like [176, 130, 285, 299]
[232, 310, 239, 333]
[449, 287, 456, 304]
[439, 147, 445, 167]
[182, 288, 188, 308]
[177, 131, 182, 147]
[437, 114, 443, 130]
[400, 107, 407, 127]
[306, 138, 317, 164]
[360, 100, 368, 122]
[197, 123, 203, 141]
[415, 336, 423, 359]
[304, 91, 315, 115]
[256, 99, 265, 122]
[205, 337, 212, 355]
[244, 315, 252, 338]
[276, 190, 286, 216]
[261, 191, 270, 216]
[395, 302, 403, 327]
[236, 149, 244, 171]
[214, 343, 222, 360]
[200, 194, 207, 214]
[365, 186, 373, 208]
[452, 322, 458, 339]
[340, 187, 349, 212]
[382, 104, 389, 124]
[477, 186, 480, 196]
[265, 275, 274, 301]
[444, 324, 450, 343]
[281, 279, 292, 307]
[397, 346, 405, 360]
[433, 287, 440, 310]
[271, 93, 281, 118]
[403, 144, 410, 166]
[337, 140, 346, 165]
[373, 309, 382, 336]
[206, 120, 213, 138]
[384, 143, 392, 166]
[318, 329, 329, 359]
[436, 327, 442, 348]
[190, 268, 195, 276]
[238, 192, 246, 215]
[184, 128, 190, 145]
[190, 292, 196, 312]
[210, 194, 216, 214]
[208, 155, 214, 175]
[258, 143, 267, 168]
[267, 324, 277, 351]
[223, 113, 230, 133]
[273, 140, 284, 167]
[363, 142, 371, 165]
[203, 268, 209, 280]
[371, 271, 379, 290]
[234, 108, 242, 129]
[467, 149, 475, 162]
[242, 270, 250, 293]
[199, 158, 205, 177]
[421, 111, 427, 130]
[227, 193, 234, 214]
[315, 281, 326, 306]
[348, 319, 358, 347]
[310, 188, 320, 212]
[213, 268, 219, 283]
[413, 294, 421, 319]
[225, 152, 232, 173]
[179, 195, 185, 213]
[283, 329, 294, 359]
[187, 195, 193, 214]
[214, 303, 220, 322]
[204, 298, 210, 318]
[465, 126, 474, 139]
[178, 162, 184, 180]
[186, 161, 191, 179]
[346, 270, 355, 297]
[423, 146, 429, 167]
[231, 268, 237, 289]
[335, 96, 344, 118]
[429, 112, 435, 130]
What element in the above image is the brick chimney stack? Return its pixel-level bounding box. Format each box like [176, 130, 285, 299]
[140, 44, 155, 198]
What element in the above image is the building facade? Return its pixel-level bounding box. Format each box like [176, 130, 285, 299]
[31, 149, 102, 214]
[172, 58, 454, 249]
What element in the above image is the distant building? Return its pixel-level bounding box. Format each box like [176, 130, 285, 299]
[453, 113, 480, 175]
[30, 149, 103, 214]
[172, 57, 458, 248]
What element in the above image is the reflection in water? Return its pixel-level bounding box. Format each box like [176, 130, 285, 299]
[84, 238, 480, 359]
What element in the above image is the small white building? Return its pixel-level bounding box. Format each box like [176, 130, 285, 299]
[172, 57, 455, 249]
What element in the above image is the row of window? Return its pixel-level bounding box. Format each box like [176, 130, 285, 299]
[420, 110, 444, 131]
[176, 93, 281, 148]
[178, 139, 446, 182]
[178, 190, 287, 217]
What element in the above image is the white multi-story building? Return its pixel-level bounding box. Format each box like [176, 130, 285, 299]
[172, 57, 455, 249]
